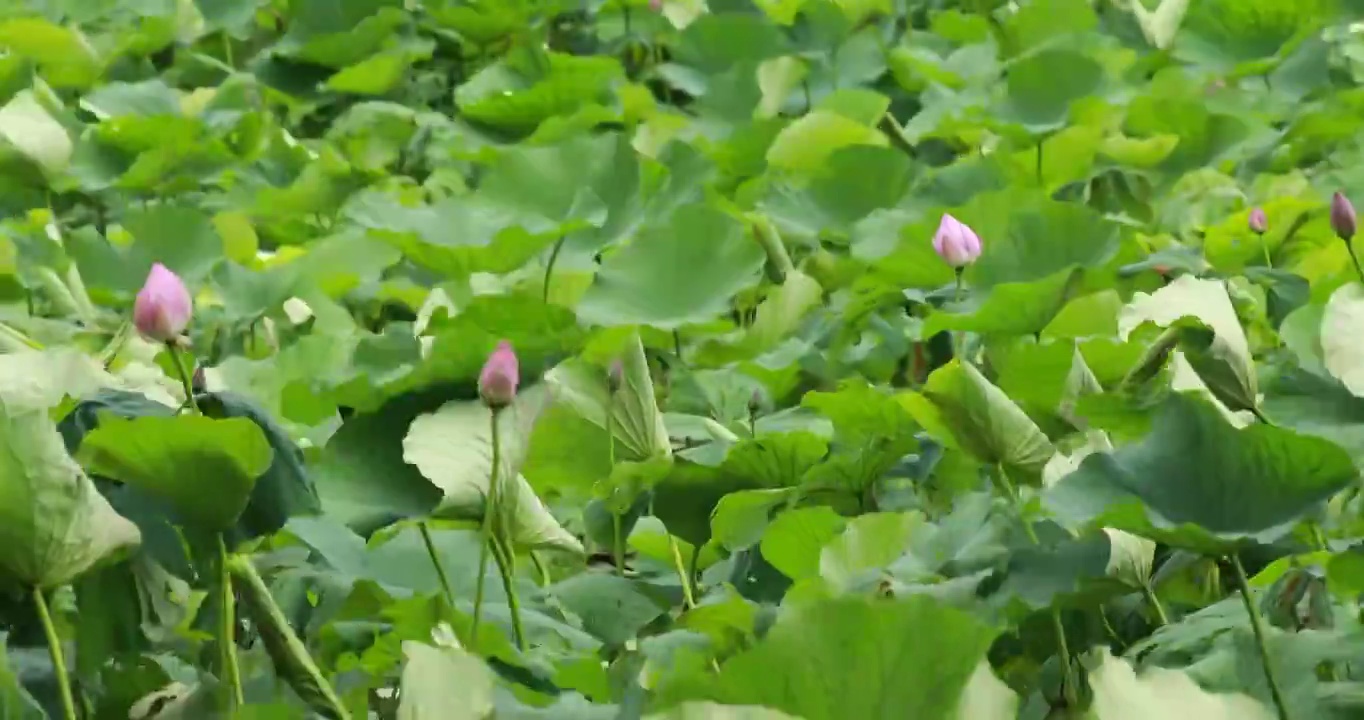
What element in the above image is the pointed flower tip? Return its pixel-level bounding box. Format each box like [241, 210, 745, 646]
[1248, 207, 1267, 234]
[932, 213, 982, 269]
[607, 358, 624, 394]
[133, 262, 192, 343]
[1333, 192, 1357, 241]
[479, 340, 520, 409]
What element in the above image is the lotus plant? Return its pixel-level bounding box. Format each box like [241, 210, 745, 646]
[135, 263, 200, 416]
[934, 214, 982, 362]
[1248, 207, 1270, 267]
[471, 340, 527, 649]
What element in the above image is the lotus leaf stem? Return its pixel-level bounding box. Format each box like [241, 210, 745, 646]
[1230, 554, 1294, 720]
[470, 408, 502, 648]
[218, 534, 244, 709]
[33, 587, 76, 720]
[419, 521, 458, 618]
[227, 554, 350, 719]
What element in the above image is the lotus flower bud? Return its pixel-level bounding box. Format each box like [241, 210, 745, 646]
[649, 0, 662, 10]
[748, 388, 764, 416]
[607, 359, 624, 395]
[1333, 192, 1357, 241]
[191, 365, 206, 393]
[479, 340, 519, 409]
[932, 214, 982, 268]
[1248, 207, 1267, 234]
[133, 263, 192, 342]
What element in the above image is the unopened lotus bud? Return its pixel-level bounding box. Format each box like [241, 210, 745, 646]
[478, 340, 519, 409]
[607, 359, 623, 394]
[932, 214, 982, 268]
[748, 388, 763, 416]
[1333, 192, 1356, 241]
[191, 365, 206, 393]
[133, 263, 193, 342]
[1248, 207, 1267, 234]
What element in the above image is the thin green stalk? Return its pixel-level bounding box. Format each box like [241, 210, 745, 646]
[470, 408, 503, 647]
[33, 588, 76, 720]
[1260, 233, 1273, 268]
[470, 536, 491, 646]
[952, 268, 965, 362]
[489, 408, 528, 650]
[994, 466, 1079, 708]
[419, 521, 457, 614]
[0, 321, 39, 352]
[606, 407, 624, 577]
[167, 343, 200, 415]
[1347, 238, 1364, 284]
[530, 550, 551, 587]
[1035, 139, 1044, 186]
[100, 321, 132, 369]
[1140, 583, 1170, 627]
[222, 32, 234, 69]
[488, 533, 527, 650]
[218, 534, 244, 709]
[1230, 554, 1294, 720]
[670, 535, 696, 609]
[650, 498, 698, 609]
[542, 234, 568, 304]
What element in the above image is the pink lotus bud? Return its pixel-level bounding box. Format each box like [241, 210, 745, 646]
[649, 0, 662, 10]
[133, 263, 192, 342]
[1333, 192, 1357, 241]
[1248, 207, 1267, 234]
[932, 214, 982, 268]
[479, 340, 519, 409]
[607, 359, 623, 394]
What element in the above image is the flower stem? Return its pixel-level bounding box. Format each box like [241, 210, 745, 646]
[489, 533, 527, 650]
[167, 342, 200, 415]
[471, 408, 503, 648]
[606, 406, 624, 577]
[218, 534, 244, 709]
[419, 521, 457, 616]
[1346, 238, 1364, 284]
[1230, 554, 1293, 720]
[952, 268, 965, 362]
[994, 465, 1079, 708]
[33, 588, 76, 720]
[489, 407, 528, 650]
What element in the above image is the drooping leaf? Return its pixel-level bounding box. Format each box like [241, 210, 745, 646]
[76, 415, 274, 532]
[401, 385, 583, 553]
[0, 401, 140, 589]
